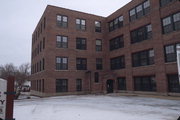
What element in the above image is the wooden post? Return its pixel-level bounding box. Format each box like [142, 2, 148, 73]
[5, 76, 15, 120]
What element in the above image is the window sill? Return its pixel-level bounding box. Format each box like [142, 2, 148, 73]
[55, 70, 69, 72]
[162, 30, 180, 36]
[133, 64, 155, 68]
[164, 62, 177, 65]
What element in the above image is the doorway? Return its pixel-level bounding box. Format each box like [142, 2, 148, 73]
[106, 79, 114, 93]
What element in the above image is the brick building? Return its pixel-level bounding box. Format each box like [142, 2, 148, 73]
[30, 0, 180, 96]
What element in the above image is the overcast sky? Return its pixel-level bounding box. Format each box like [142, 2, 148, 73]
[0, 0, 131, 66]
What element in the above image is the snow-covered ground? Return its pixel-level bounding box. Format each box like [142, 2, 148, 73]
[14, 95, 180, 120]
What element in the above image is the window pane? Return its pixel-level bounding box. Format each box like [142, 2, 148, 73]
[63, 16, 67, 22]
[95, 21, 101, 27]
[62, 58, 67, 63]
[56, 57, 61, 63]
[62, 37, 67, 42]
[149, 50, 154, 57]
[81, 20, 86, 25]
[166, 45, 175, 54]
[76, 19, 80, 24]
[119, 16, 123, 21]
[57, 36, 61, 42]
[130, 9, 135, 16]
[146, 24, 152, 32]
[57, 15, 61, 21]
[96, 40, 102, 45]
[163, 17, 172, 26]
[144, 0, 150, 8]
[136, 5, 143, 12]
[173, 13, 180, 22]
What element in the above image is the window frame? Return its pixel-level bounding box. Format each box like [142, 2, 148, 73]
[96, 58, 103, 70]
[117, 77, 126, 90]
[134, 76, 156, 91]
[110, 56, 125, 70]
[110, 35, 124, 51]
[56, 79, 68, 92]
[109, 16, 123, 32]
[56, 15, 68, 28]
[131, 24, 152, 44]
[76, 38, 87, 50]
[76, 58, 87, 70]
[129, 0, 150, 22]
[95, 21, 101, 32]
[76, 79, 82, 91]
[164, 43, 179, 62]
[132, 49, 154, 67]
[96, 39, 102, 51]
[162, 12, 180, 34]
[56, 35, 68, 48]
[76, 18, 86, 30]
[56, 57, 68, 70]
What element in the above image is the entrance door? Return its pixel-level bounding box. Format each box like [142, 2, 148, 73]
[106, 80, 114, 93]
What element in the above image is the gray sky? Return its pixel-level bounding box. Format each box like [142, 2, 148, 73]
[0, 0, 131, 66]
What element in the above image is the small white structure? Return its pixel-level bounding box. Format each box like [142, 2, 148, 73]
[0, 78, 7, 119]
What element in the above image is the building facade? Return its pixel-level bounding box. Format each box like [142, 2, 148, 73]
[30, 0, 180, 96]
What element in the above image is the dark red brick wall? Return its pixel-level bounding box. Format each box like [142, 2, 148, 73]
[30, 0, 180, 96]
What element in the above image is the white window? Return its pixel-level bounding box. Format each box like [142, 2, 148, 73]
[173, 12, 180, 22]
[144, 0, 150, 8]
[76, 19, 80, 24]
[147, 24, 152, 32]
[163, 17, 172, 26]
[136, 5, 143, 12]
[119, 16, 123, 21]
[130, 9, 136, 16]
[57, 15, 61, 21]
[63, 16, 67, 22]
[149, 50, 154, 57]
[166, 45, 175, 54]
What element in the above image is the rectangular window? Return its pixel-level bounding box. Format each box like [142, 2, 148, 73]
[56, 35, 68, 48]
[44, 17, 46, 29]
[57, 15, 68, 28]
[110, 35, 124, 51]
[132, 49, 154, 67]
[76, 58, 87, 70]
[173, 12, 180, 31]
[76, 79, 82, 91]
[76, 19, 86, 30]
[42, 58, 45, 70]
[76, 38, 86, 50]
[143, 0, 150, 15]
[162, 12, 180, 34]
[40, 41, 42, 52]
[109, 16, 123, 32]
[56, 79, 68, 92]
[43, 37, 45, 49]
[167, 74, 180, 93]
[56, 57, 68, 70]
[96, 58, 103, 70]
[129, 0, 150, 22]
[95, 21, 101, 32]
[131, 24, 152, 44]
[134, 76, 156, 91]
[136, 5, 143, 18]
[160, 0, 177, 7]
[95, 72, 99, 83]
[117, 77, 126, 90]
[96, 39, 102, 51]
[110, 56, 125, 70]
[164, 44, 179, 62]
